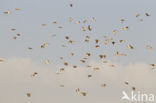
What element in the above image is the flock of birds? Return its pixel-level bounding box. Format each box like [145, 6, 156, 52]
[0, 3, 154, 100]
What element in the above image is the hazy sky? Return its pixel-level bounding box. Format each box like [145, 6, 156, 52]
[1, 0, 156, 63]
[0, 0, 156, 103]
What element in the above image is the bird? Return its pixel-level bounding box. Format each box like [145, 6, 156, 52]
[28, 47, 33, 50]
[15, 8, 20, 10]
[136, 13, 140, 18]
[81, 92, 87, 96]
[132, 87, 136, 91]
[0, 58, 4, 62]
[113, 29, 118, 35]
[69, 4, 73, 7]
[145, 13, 150, 16]
[88, 75, 92, 78]
[120, 19, 125, 23]
[41, 43, 48, 48]
[75, 21, 80, 24]
[31, 72, 38, 77]
[64, 62, 68, 66]
[150, 64, 155, 69]
[101, 84, 106, 87]
[52, 21, 57, 24]
[45, 59, 50, 64]
[122, 26, 129, 31]
[69, 17, 73, 22]
[127, 44, 134, 50]
[75, 88, 80, 93]
[60, 85, 64, 87]
[73, 65, 77, 68]
[42, 24, 46, 26]
[124, 81, 129, 85]
[146, 45, 152, 50]
[91, 17, 96, 22]
[3, 10, 10, 14]
[88, 25, 92, 31]
[26, 93, 31, 97]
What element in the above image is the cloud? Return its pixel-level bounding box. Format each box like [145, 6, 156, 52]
[0, 57, 156, 103]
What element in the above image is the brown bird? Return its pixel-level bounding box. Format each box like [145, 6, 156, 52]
[60, 84, 64, 87]
[132, 87, 136, 91]
[11, 28, 16, 31]
[65, 36, 69, 40]
[73, 65, 77, 68]
[31, 72, 38, 77]
[91, 17, 96, 22]
[26, 93, 31, 97]
[93, 67, 100, 71]
[0, 58, 4, 62]
[146, 45, 152, 50]
[15, 8, 20, 10]
[113, 29, 118, 35]
[75, 88, 80, 93]
[41, 43, 48, 48]
[3, 10, 10, 14]
[28, 47, 33, 50]
[136, 13, 140, 18]
[60, 68, 65, 72]
[80, 60, 85, 63]
[69, 4, 73, 7]
[42, 24, 46, 26]
[16, 33, 21, 36]
[45, 59, 50, 64]
[13, 36, 17, 40]
[88, 25, 92, 31]
[52, 21, 57, 24]
[64, 62, 68, 66]
[122, 26, 129, 31]
[88, 74, 92, 78]
[120, 19, 125, 23]
[86, 53, 91, 56]
[127, 44, 134, 50]
[145, 13, 150, 16]
[81, 92, 87, 96]
[69, 17, 73, 22]
[150, 64, 155, 69]
[101, 84, 106, 87]
[124, 81, 129, 85]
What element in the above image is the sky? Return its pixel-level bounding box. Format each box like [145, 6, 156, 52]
[0, 0, 156, 103]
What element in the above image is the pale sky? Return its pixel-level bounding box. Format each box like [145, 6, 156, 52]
[0, 0, 156, 103]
